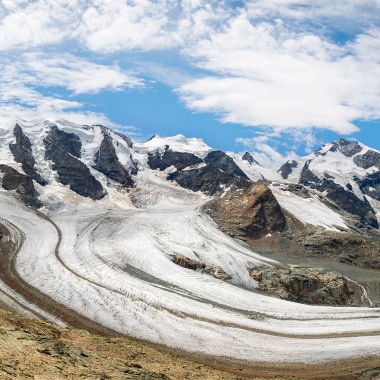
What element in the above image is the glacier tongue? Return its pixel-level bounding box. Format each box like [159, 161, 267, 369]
[0, 120, 379, 365]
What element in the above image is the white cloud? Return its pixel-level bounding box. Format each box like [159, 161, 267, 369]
[0, 0, 84, 50]
[0, 0, 379, 147]
[75, 0, 231, 53]
[245, 0, 380, 30]
[77, 0, 177, 53]
[236, 136, 297, 168]
[178, 8, 380, 135]
[23, 53, 143, 94]
[236, 128, 309, 168]
[0, 52, 141, 131]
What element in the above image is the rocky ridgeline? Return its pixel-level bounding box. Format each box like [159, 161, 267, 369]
[3, 122, 380, 238]
[44, 126, 106, 200]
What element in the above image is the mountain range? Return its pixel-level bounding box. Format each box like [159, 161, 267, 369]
[0, 119, 380, 377]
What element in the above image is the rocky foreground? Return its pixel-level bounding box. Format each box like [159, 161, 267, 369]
[0, 306, 246, 380]
[0, 306, 379, 380]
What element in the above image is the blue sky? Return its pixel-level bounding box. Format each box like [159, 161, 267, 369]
[0, 1, 380, 167]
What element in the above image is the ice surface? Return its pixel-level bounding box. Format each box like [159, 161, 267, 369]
[271, 186, 348, 231]
[0, 120, 379, 365]
[0, 185, 378, 365]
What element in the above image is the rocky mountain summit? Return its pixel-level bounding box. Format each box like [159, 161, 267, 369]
[1, 120, 378, 233]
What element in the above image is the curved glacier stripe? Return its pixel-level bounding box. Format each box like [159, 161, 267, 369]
[1, 192, 380, 364]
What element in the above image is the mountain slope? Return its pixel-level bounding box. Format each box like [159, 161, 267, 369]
[0, 119, 379, 376]
[276, 138, 380, 228]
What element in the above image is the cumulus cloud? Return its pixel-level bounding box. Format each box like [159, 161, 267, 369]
[23, 53, 143, 94]
[0, 52, 141, 130]
[0, 0, 379, 149]
[0, 0, 84, 50]
[236, 128, 316, 167]
[77, 0, 177, 53]
[178, 8, 380, 135]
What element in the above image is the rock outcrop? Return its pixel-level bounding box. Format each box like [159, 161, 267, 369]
[299, 161, 378, 228]
[297, 229, 380, 268]
[329, 138, 363, 157]
[171, 253, 231, 281]
[0, 165, 42, 208]
[167, 164, 250, 196]
[204, 150, 249, 180]
[93, 127, 134, 187]
[242, 152, 261, 166]
[148, 147, 202, 171]
[9, 124, 47, 185]
[250, 266, 352, 305]
[204, 182, 287, 239]
[278, 160, 298, 180]
[355, 171, 380, 201]
[44, 126, 106, 200]
[353, 149, 380, 169]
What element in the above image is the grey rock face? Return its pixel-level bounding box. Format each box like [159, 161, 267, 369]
[44, 126, 82, 159]
[9, 124, 46, 185]
[93, 128, 134, 187]
[171, 253, 231, 281]
[329, 138, 363, 157]
[300, 161, 378, 228]
[353, 149, 380, 169]
[356, 172, 380, 201]
[148, 147, 202, 171]
[242, 152, 261, 166]
[167, 164, 250, 196]
[278, 160, 298, 179]
[44, 126, 105, 200]
[205, 150, 249, 180]
[0, 164, 42, 207]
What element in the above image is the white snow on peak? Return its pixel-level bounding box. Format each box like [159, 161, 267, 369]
[135, 134, 212, 158]
[271, 185, 348, 231]
[275, 139, 379, 187]
[229, 151, 285, 182]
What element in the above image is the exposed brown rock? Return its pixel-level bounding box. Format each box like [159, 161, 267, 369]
[171, 253, 231, 280]
[171, 253, 205, 271]
[250, 266, 353, 305]
[204, 181, 287, 239]
[205, 266, 232, 281]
